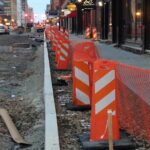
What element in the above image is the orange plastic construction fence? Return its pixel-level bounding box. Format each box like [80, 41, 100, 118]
[89, 59, 150, 143]
[73, 41, 99, 62]
[116, 63, 150, 142]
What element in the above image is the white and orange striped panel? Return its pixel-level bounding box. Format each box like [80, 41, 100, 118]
[56, 38, 70, 70]
[72, 61, 91, 106]
[64, 29, 69, 39]
[85, 27, 91, 39]
[60, 27, 64, 33]
[92, 27, 97, 41]
[55, 35, 61, 63]
[90, 61, 120, 141]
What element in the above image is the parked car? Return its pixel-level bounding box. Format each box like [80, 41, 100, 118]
[0, 24, 9, 34]
[17, 26, 25, 34]
[35, 24, 45, 33]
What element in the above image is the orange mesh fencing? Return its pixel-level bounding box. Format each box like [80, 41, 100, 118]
[116, 63, 150, 142]
[72, 41, 99, 62]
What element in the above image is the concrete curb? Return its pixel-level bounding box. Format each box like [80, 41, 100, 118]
[44, 40, 60, 150]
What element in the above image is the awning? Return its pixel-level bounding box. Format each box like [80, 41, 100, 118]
[67, 11, 77, 18]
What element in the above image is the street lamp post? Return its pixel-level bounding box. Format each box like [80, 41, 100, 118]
[76, 1, 83, 34]
[98, 0, 103, 39]
[104, 2, 106, 39]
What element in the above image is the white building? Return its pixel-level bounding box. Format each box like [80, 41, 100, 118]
[17, 0, 23, 26]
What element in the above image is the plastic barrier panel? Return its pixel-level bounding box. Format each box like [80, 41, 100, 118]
[72, 41, 98, 107]
[90, 60, 120, 141]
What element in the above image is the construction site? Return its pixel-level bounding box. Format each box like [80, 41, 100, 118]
[0, 26, 149, 150]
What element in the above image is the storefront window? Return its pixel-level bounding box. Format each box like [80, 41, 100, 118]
[124, 0, 143, 45]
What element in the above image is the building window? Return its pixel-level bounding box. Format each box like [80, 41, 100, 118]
[124, 0, 143, 45]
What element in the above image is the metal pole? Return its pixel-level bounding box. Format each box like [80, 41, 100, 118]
[108, 109, 114, 150]
[104, 2, 105, 39]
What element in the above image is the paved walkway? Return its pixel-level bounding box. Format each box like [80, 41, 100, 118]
[70, 34, 150, 70]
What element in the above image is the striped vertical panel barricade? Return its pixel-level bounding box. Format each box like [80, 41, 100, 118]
[90, 60, 120, 141]
[60, 26, 64, 32]
[66, 41, 98, 110]
[56, 37, 70, 70]
[92, 27, 98, 41]
[72, 61, 91, 107]
[85, 27, 91, 39]
[51, 29, 58, 51]
[45, 26, 49, 39]
[54, 34, 61, 63]
[64, 29, 69, 39]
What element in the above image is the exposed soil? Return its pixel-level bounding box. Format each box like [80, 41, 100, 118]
[0, 34, 44, 150]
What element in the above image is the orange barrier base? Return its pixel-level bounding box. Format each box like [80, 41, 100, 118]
[79, 132, 135, 150]
[66, 102, 91, 111]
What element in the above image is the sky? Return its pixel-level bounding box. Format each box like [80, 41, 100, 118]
[28, 0, 50, 22]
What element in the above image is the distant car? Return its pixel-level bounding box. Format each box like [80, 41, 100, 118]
[36, 24, 45, 33]
[0, 24, 9, 34]
[17, 26, 25, 34]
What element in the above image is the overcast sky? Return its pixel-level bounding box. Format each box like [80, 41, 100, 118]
[28, 0, 50, 22]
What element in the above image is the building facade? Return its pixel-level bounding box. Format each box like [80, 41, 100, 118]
[0, 0, 4, 23]
[96, 0, 150, 53]
[17, 0, 23, 26]
[52, 0, 150, 52]
[0, 0, 4, 14]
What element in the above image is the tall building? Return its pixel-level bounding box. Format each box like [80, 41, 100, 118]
[21, 0, 33, 24]
[0, 0, 4, 14]
[2, 0, 17, 26]
[28, 7, 34, 22]
[0, 0, 4, 23]
[11, 0, 17, 21]
[21, 0, 28, 13]
[17, 0, 23, 26]
[46, 4, 50, 18]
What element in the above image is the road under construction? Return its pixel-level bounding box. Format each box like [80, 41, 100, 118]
[0, 27, 150, 150]
[45, 26, 150, 150]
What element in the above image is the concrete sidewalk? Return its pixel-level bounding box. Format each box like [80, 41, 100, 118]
[70, 34, 150, 70]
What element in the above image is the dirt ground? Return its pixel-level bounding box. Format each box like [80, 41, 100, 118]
[0, 34, 44, 150]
